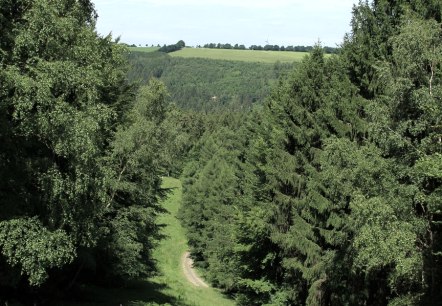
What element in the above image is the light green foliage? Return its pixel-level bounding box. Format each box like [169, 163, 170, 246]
[341, 1, 442, 304]
[351, 195, 423, 285]
[0, 0, 165, 300]
[0, 218, 75, 286]
[356, 10, 442, 304]
[389, 15, 442, 304]
[128, 47, 160, 53]
[130, 47, 329, 64]
[106, 79, 167, 208]
[101, 79, 173, 281]
[390, 17, 442, 88]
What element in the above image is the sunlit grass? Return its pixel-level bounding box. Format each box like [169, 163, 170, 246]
[169, 48, 308, 63]
[61, 177, 234, 306]
[129, 47, 309, 63]
[152, 177, 234, 306]
[128, 47, 160, 53]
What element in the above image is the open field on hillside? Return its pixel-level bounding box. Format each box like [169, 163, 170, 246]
[170, 48, 308, 63]
[129, 47, 310, 63]
[128, 47, 160, 53]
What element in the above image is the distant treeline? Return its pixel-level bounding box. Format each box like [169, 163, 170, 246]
[202, 43, 247, 50]
[127, 41, 338, 54]
[201, 42, 339, 54]
[159, 40, 186, 53]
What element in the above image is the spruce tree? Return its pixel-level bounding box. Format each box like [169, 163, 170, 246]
[249, 46, 369, 305]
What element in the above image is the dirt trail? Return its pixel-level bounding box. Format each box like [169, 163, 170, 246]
[182, 251, 209, 288]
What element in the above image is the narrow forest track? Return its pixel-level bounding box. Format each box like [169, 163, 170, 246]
[182, 251, 209, 288]
[61, 177, 233, 306]
[149, 177, 234, 306]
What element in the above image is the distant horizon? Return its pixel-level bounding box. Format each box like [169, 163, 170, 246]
[124, 41, 339, 48]
[93, 0, 360, 48]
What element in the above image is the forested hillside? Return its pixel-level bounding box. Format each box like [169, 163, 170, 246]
[127, 51, 295, 112]
[180, 1, 442, 305]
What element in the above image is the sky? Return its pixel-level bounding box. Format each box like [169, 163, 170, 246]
[92, 0, 360, 48]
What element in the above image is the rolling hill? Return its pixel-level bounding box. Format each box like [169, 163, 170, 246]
[129, 47, 309, 63]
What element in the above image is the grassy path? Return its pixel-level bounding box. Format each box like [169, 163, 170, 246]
[63, 177, 233, 306]
[149, 177, 234, 306]
[182, 251, 209, 288]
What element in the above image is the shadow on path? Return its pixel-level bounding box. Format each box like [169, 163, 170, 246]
[58, 279, 188, 306]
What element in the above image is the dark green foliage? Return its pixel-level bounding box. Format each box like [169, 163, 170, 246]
[159, 106, 207, 176]
[159, 40, 186, 53]
[180, 111, 283, 305]
[179, 1, 442, 306]
[95, 79, 172, 282]
[248, 47, 378, 305]
[180, 46, 370, 305]
[127, 51, 295, 112]
[0, 0, 170, 304]
[246, 44, 338, 54]
[2, 0, 442, 305]
[0, 0, 128, 290]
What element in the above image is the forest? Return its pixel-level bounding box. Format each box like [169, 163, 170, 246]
[1, 0, 442, 305]
[127, 51, 295, 112]
[201, 43, 338, 54]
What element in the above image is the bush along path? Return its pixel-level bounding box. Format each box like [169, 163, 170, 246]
[151, 177, 234, 306]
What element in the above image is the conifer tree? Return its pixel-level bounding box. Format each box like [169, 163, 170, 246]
[178, 1, 442, 305]
[180, 111, 284, 305]
[255, 46, 369, 304]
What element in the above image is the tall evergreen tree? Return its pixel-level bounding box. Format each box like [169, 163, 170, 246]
[180, 111, 283, 305]
[255, 46, 369, 305]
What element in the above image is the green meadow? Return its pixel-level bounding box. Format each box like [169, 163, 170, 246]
[128, 47, 160, 53]
[129, 47, 309, 63]
[170, 48, 308, 63]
